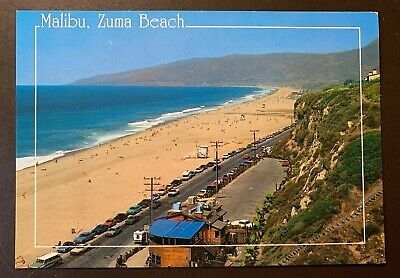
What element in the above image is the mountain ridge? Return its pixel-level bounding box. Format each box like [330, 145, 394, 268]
[73, 38, 379, 89]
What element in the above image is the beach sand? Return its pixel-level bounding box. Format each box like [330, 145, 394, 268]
[15, 86, 296, 267]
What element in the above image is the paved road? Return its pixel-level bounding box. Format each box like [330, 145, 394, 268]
[60, 129, 291, 268]
[217, 158, 286, 221]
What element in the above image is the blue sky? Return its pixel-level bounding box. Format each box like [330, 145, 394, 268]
[16, 11, 379, 85]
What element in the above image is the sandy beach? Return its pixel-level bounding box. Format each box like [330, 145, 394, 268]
[15, 86, 296, 267]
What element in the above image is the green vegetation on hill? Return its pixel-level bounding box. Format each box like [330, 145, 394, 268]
[74, 39, 379, 90]
[250, 79, 383, 265]
[330, 130, 382, 188]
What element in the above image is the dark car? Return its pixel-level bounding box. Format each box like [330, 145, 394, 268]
[56, 241, 76, 253]
[170, 178, 182, 187]
[138, 199, 151, 208]
[125, 215, 140, 225]
[158, 188, 168, 196]
[105, 226, 122, 237]
[150, 200, 161, 209]
[212, 165, 221, 171]
[206, 161, 216, 167]
[91, 224, 109, 235]
[73, 231, 95, 244]
[114, 212, 128, 223]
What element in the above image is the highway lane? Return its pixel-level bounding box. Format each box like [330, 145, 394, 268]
[60, 129, 291, 268]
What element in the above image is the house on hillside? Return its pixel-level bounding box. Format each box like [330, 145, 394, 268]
[366, 69, 380, 81]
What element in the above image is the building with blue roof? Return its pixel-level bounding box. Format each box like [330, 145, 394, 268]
[149, 218, 206, 245]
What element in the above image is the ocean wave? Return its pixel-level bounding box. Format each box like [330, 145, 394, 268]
[16, 152, 66, 171]
[182, 107, 203, 113]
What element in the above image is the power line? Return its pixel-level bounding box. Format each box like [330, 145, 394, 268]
[250, 129, 259, 158]
[210, 141, 223, 191]
[144, 177, 161, 226]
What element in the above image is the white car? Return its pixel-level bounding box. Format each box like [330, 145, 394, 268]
[222, 154, 230, 160]
[168, 189, 179, 197]
[70, 244, 90, 255]
[181, 170, 192, 181]
[231, 219, 254, 228]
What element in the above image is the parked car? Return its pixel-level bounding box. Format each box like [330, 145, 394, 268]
[206, 161, 216, 167]
[31, 252, 62, 268]
[212, 165, 221, 171]
[239, 219, 254, 228]
[104, 218, 117, 228]
[138, 199, 151, 208]
[231, 219, 254, 228]
[151, 193, 160, 202]
[181, 170, 194, 181]
[73, 231, 95, 244]
[70, 244, 90, 256]
[150, 200, 161, 209]
[158, 188, 168, 196]
[197, 189, 210, 199]
[170, 178, 182, 186]
[114, 212, 128, 223]
[125, 215, 140, 225]
[222, 154, 230, 160]
[91, 224, 109, 235]
[105, 226, 122, 237]
[242, 153, 250, 160]
[126, 205, 142, 215]
[56, 241, 75, 253]
[168, 189, 179, 197]
[195, 166, 205, 173]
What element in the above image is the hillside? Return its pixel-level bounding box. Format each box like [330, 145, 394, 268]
[242, 78, 384, 266]
[73, 39, 379, 89]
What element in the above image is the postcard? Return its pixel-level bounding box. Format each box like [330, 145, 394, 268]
[15, 11, 383, 268]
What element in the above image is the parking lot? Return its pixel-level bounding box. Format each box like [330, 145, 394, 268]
[216, 158, 286, 221]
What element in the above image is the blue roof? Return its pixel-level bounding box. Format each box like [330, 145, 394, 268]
[149, 218, 205, 240]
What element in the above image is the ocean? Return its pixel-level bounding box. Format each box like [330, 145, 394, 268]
[16, 85, 274, 169]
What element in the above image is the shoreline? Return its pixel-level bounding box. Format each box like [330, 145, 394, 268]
[16, 85, 277, 171]
[15, 85, 296, 266]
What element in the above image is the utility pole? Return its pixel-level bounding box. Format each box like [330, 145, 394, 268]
[250, 129, 259, 158]
[210, 141, 223, 191]
[144, 176, 161, 226]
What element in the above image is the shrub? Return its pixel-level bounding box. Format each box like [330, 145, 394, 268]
[364, 223, 381, 239]
[281, 196, 339, 240]
[330, 131, 382, 187]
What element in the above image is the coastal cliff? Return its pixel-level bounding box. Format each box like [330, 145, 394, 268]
[245, 78, 383, 265]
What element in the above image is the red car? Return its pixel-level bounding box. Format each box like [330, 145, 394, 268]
[104, 218, 116, 228]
